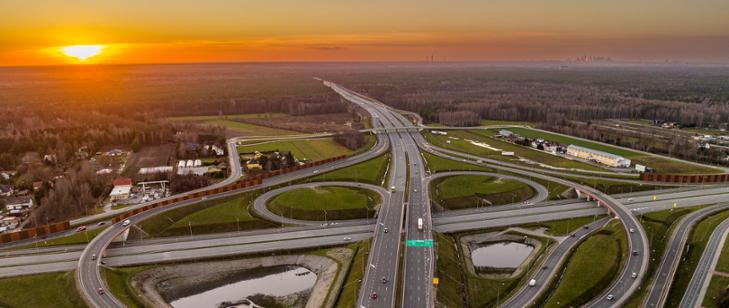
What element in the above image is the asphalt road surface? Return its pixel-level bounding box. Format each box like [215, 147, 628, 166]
[643, 203, 729, 308]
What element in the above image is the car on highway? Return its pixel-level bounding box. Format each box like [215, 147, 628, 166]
[606, 294, 615, 301]
[97, 221, 106, 226]
[390, 186, 396, 192]
[417, 218, 423, 231]
[629, 228, 635, 233]
[76, 226, 86, 232]
[384, 227, 389, 233]
[122, 219, 131, 227]
[631, 272, 638, 279]
[528, 279, 537, 287]
[632, 250, 639, 256]
[313, 170, 319, 174]
[343, 237, 351, 241]
[382, 276, 388, 284]
[371, 292, 378, 299]
[97, 288, 105, 295]
[91, 254, 97, 260]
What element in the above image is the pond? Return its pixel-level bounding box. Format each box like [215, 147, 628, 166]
[170, 266, 317, 308]
[471, 241, 534, 268]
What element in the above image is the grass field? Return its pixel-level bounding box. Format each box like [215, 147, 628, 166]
[424, 130, 608, 172]
[713, 228, 729, 273]
[103, 266, 153, 307]
[430, 174, 535, 210]
[238, 138, 353, 162]
[666, 209, 729, 307]
[480, 119, 533, 127]
[306, 153, 389, 185]
[508, 127, 722, 174]
[421, 151, 494, 173]
[0, 272, 85, 308]
[542, 220, 627, 307]
[169, 113, 298, 136]
[334, 240, 371, 308]
[523, 215, 605, 236]
[702, 275, 729, 308]
[133, 192, 277, 238]
[623, 207, 697, 307]
[563, 176, 667, 195]
[268, 186, 379, 221]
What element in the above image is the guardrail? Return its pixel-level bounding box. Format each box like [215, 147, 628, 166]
[641, 172, 729, 183]
[1, 155, 349, 244]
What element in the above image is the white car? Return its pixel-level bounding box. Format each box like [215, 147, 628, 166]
[606, 294, 615, 301]
[629, 228, 635, 233]
[122, 219, 131, 227]
[343, 237, 351, 241]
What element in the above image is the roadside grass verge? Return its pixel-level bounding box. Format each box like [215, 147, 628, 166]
[305, 153, 390, 185]
[334, 240, 372, 308]
[133, 192, 277, 238]
[421, 151, 494, 173]
[0, 271, 85, 308]
[267, 186, 380, 221]
[562, 176, 668, 195]
[103, 266, 154, 308]
[542, 219, 628, 307]
[237, 138, 353, 162]
[522, 215, 605, 236]
[430, 174, 535, 210]
[665, 209, 729, 307]
[702, 275, 729, 308]
[623, 207, 698, 307]
[15, 226, 109, 249]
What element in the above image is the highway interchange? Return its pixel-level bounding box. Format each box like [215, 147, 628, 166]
[2, 81, 729, 308]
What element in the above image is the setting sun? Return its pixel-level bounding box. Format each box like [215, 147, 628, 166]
[61, 45, 105, 61]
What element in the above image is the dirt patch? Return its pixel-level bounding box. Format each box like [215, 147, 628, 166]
[122, 144, 175, 178]
[132, 250, 352, 308]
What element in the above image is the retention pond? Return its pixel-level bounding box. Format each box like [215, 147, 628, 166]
[471, 241, 534, 268]
[170, 265, 317, 308]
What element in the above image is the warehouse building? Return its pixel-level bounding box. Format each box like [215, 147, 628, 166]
[566, 145, 631, 168]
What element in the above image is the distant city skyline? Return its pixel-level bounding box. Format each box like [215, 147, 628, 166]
[2, 0, 729, 66]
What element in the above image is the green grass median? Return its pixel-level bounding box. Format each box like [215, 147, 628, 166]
[238, 137, 352, 162]
[267, 186, 380, 221]
[430, 174, 535, 210]
[306, 153, 390, 185]
[542, 220, 627, 307]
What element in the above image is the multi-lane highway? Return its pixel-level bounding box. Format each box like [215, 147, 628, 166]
[7, 79, 720, 308]
[643, 203, 729, 307]
[679, 214, 729, 308]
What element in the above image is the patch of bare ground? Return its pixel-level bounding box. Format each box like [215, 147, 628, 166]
[122, 144, 175, 178]
[132, 249, 352, 308]
[240, 113, 363, 133]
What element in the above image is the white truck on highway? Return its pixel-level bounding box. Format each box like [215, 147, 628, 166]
[417, 218, 423, 231]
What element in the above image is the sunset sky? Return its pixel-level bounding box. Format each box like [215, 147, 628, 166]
[2, 0, 729, 66]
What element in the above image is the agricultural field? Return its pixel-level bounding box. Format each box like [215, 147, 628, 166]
[430, 174, 535, 210]
[121, 143, 175, 178]
[238, 137, 353, 162]
[267, 186, 379, 221]
[170, 113, 299, 137]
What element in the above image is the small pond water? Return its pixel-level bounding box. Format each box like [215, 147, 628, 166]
[471, 241, 533, 268]
[170, 266, 317, 308]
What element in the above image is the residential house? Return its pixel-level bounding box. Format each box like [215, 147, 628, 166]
[110, 177, 133, 201]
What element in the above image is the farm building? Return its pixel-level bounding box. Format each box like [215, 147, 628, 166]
[566, 145, 631, 168]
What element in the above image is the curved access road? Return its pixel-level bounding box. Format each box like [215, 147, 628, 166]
[679, 212, 729, 308]
[77, 111, 392, 307]
[413, 135, 649, 307]
[643, 203, 729, 307]
[500, 217, 610, 307]
[251, 181, 389, 226]
[425, 171, 549, 213]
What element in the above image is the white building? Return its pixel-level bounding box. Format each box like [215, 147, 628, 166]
[110, 178, 133, 201]
[566, 145, 631, 168]
[5, 195, 33, 211]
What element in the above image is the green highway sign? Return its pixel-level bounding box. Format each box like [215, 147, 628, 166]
[406, 239, 433, 247]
